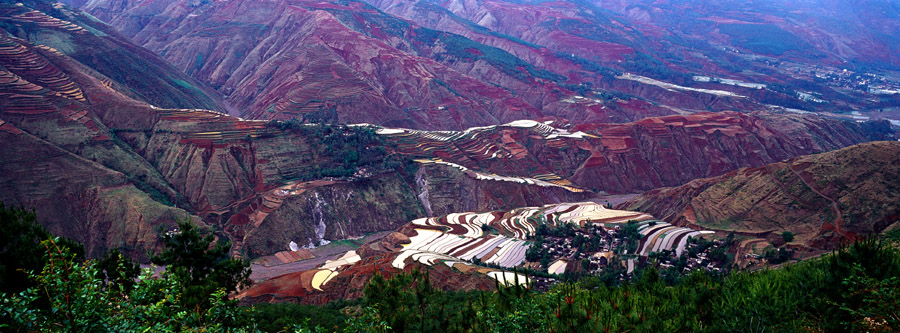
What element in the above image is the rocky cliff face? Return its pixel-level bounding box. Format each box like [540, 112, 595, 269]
[0, 120, 201, 260]
[618, 141, 900, 250]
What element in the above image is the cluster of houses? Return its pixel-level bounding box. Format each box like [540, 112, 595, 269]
[524, 221, 729, 281]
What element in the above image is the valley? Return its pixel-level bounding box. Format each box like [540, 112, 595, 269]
[1, 0, 899, 331]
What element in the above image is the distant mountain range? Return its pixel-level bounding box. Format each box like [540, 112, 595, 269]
[71, 0, 900, 129]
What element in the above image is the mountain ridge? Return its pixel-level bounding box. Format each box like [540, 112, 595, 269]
[618, 141, 900, 251]
[74, 0, 900, 129]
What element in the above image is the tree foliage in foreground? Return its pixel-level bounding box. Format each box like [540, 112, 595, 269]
[305, 238, 900, 332]
[2, 199, 899, 332]
[151, 220, 252, 310]
[0, 238, 248, 332]
[0, 203, 84, 294]
[0, 209, 254, 332]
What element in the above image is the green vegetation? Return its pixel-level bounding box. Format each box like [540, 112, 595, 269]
[618, 220, 641, 254]
[151, 220, 252, 310]
[269, 122, 405, 181]
[0, 238, 250, 332]
[239, 302, 352, 332]
[681, 233, 733, 265]
[96, 249, 141, 292]
[0, 204, 84, 294]
[886, 228, 900, 242]
[764, 247, 795, 265]
[526, 222, 606, 264]
[4, 203, 899, 332]
[301, 238, 900, 332]
[782, 231, 795, 243]
[360, 269, 476, 332]
[0, 206, 252, 331]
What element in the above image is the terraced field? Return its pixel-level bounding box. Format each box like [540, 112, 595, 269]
[375, 118, 593, 190]
[636, 221, 715, 257]
[156, 108, 278, 145]
[371, 111, 892, 195]
[0, 35, 85, 102]
[270, 202, 669, 291]
[239, 202, 724, 303]
[4, 5, 88, 34]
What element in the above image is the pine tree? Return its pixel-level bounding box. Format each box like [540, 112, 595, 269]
[151, 220, 251, 310]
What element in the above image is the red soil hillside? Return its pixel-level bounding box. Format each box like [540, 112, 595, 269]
[618, 141, 900, 250]
[376, 112, 895, 194]
[368, 0, 900, 114]
[77, 0, 900, 129]
[0, 0, 224, 111]
[0, 1, 592, 260]
[79, 0, 556, 129]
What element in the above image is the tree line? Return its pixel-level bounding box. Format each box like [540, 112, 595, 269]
[2, 203, 899, 332]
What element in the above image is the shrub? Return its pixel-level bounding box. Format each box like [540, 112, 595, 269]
[782, 231, 795, 243]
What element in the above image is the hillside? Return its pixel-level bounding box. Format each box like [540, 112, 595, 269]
[376, 112, 894, 194]
[79, 0, 557, 129]
[619, 141, 900, 252]
[0, 0, 594, 259]
[0, 1, 224, 259]
[0, 0, 896, 264]
[75, 0, 900, 128]
[368, 0, 900, 114]
[0, 0, 223, 110]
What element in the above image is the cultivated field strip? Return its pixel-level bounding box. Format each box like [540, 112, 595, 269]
[371, 119, 596, 190]
[156, 108, 279, 143]
[0, 36, 85, 102]
[414, 158, 586, 193]
[309, 202, 711, 290]
[636, 221, 713, 256]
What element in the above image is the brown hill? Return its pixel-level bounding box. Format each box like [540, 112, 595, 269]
[0, 0, 223, 110]
[0, 2, 591, 259]
[1, 0, 896, 264]
[378, 112, 895, 194]
[618, 141, 900, 250]
[77, 0, 900, 127]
